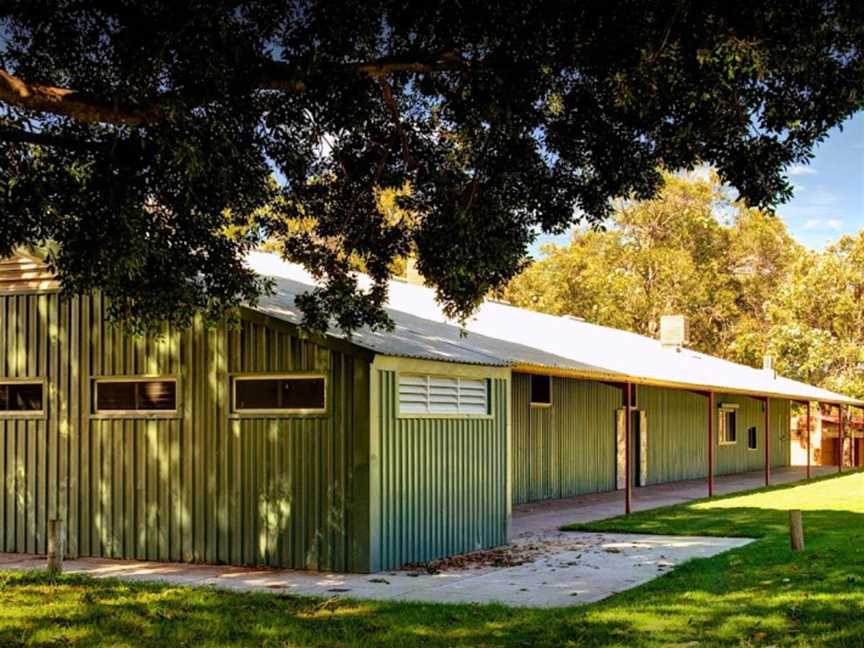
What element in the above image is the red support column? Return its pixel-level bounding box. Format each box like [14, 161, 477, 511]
[625, 382, 632, 515]
[839, 405, 845, 474]
[707, 391, 715, 497]
[806, 401, 812, 480]
[764, 397, 771, 487]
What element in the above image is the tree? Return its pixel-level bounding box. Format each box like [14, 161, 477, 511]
[2, 2, 863, 332]
[761, 233, 864, 399]
[505, 170, 803, 357]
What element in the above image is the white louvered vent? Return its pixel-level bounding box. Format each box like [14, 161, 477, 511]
[398, 374, 489, 415]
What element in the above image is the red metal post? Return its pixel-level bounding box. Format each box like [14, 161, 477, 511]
[806, 401, 812, 480]
[625, 382, 632, 515]
[839, 405, 845, 474]
[764, 397, 771, 486]
[707, 391, 715, 497]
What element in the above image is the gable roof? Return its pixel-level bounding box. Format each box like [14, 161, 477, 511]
[247, 251, 863, 407]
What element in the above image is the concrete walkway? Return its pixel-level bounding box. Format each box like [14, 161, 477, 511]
[511, 465, 837, 539]
[0, 533, 750, 608]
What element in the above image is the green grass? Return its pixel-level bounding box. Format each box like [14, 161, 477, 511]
[2, 472, 863, 647]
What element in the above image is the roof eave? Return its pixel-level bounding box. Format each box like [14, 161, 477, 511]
[511, 363, 864, 407]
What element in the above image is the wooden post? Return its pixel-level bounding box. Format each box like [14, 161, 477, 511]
[806, 401, 812, 480]
[47, 519, 65, 574]
[707, 391, 715, 497]
[789, 510, 804, 551]
[764, 397, 771, 487]
[625, 382, 632, 515]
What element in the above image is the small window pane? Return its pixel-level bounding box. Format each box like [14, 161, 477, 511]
[0, 383, 43, 412]
[235, 379, 281, 410]
[281, 378, 325, 410]
[96, 380, 176, 411]
[97, 382, 137, 410]
[748, 426, 758, 450]
[234, 377, 325, 412]
[137, 381, 176, 410]
[530, 375, 551, 405]
[720, 409, 737, 444]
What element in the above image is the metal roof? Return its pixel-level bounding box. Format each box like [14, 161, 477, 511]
[248, 251, 863, 406]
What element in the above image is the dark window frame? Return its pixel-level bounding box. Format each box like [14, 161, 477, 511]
[747, 426, 759, 450]
[93, 377, 178, 416]
[231, 374, 327, 415]
[0, 380, 45, 417]
[530, 374, 552, 407]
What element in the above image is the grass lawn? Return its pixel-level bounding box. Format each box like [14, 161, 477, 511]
[1, 472, 863, 647]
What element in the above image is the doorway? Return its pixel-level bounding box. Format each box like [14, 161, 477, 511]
[616, 408, 648, 489]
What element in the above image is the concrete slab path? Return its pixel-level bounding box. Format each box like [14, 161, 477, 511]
[511, 465, 836, 539]
[0, 533, 751, 608]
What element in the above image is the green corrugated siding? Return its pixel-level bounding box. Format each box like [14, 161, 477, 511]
[640, 388, 791, 483]
[0, 292, 371, 571]
[714, 394, 790, 475]
[770, 398, 792, 468]
[639, 385, 709, 485]
[512, 377, 793, 504]
[374, 370, 508, 571]
[512, 373, 619, 505]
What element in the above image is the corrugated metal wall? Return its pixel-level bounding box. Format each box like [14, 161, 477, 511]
[639, 385, 709, 485]
[0, 292, 371, 571]
[512, 373, 619, 505]
[640, 388, 790, 483]
[374, 370, 509, 570]
[512, 375, 793, 505]
[714, 394, 790, 475]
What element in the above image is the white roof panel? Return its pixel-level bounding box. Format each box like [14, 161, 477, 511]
[247, 251, 862, 406]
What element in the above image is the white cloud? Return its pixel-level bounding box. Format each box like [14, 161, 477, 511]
[787, 164, 818, 176]
[803, 218, 843, 231]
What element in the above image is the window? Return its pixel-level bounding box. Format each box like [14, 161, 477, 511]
[95, 379, 177, 413]
[530, 375, 552, 406]
[398, 374, 489, 416]
[0, 381, 43, 414]
[719, 406, 738, 445]
[233, 375, 326, 413]
[748, 426, 758, 450]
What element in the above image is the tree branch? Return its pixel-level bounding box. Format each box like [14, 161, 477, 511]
[0, 69, 162, 126]
[0, 53, 476, 127]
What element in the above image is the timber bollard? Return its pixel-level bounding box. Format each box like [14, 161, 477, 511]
[789, 510, 804, 552]
[47, 519, 65, 574]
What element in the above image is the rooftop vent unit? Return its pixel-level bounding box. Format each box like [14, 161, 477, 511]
[660, 315, 689, 350]
[763, 355, 776, 378]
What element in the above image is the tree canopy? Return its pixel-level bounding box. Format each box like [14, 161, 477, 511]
[1, 2, 863, 332]
[505, 171, 864, 399]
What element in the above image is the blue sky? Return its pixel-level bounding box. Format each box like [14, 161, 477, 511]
[535, 111, 864, 253]
[777, 111, 864, 249]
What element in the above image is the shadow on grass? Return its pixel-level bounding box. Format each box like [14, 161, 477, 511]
[0, 569, 640, 647]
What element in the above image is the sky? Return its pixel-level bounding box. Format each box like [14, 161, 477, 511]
[777, 111, 864, 249]
[535, 111, 864, 253]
